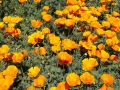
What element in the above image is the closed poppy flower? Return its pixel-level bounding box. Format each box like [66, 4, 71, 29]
[56, 81, 70, 90]
[82, 58, 98, 71]
[49, 87, 57, 90]
[34, 0, 41, 3]
[100, 74, 114, 85]
[27, 86, 35, 90]
[34, 75, 46, 88]
[28, 66, 40, 77]
[43, 6, 50, 11]
[18, 0, 27, 4]
[42, 14, 52, 22]
[110, 55, 117, 61]
[66, 73, 81, 86]
[39, 46, 47, 55]
[12, 52, 24, 63]
[80, 72, 95, 84]
[34, 47, 39, 54]
[31, 20, 42, 28]
[42, 27, 50, 34]
[22, 50, 28, 58]
[97, 44, 105, 50]
[57, 52, 72, 65]
[62, 39, 78, 50]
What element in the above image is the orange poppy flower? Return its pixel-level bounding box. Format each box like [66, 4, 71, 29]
[22, 50, 28, 58]
[43, 6, 50, 11]
[105, 30, 116, 38]
[34, 75, 46, 88]
[102, 21, 110, 28]
[28, 66, 40, 77]
[28, 35, 38, 45]
[49, 87, 57, 90]
[51, 45, 61, 53]
[54, 18, 66, 26]
[57, 52, 72, 65]
[34, 47, 39, 54]
[66, 73, 81, 86]
[41, 11, 47, 16]
[67, 0, 78, 5]
[6, 27, 15, 34]
[62, 9, 69, 16]
[11, 28, 21, 37]
[64, 19, 75, 27]
[62, 39, 78, 51]
[80, 72, 95, 84]
[100, 50, 110, 62]
[96, 28, 105, 36]
[83, 31, 91, 38]
[42, 28, 50, 34]
[0, 22, 5, 29]
[55, 10, 63, 16]
[39, 46, 47, 55]
[27, 86, 35, 90]
[49, 35, 61, 45]
[110, 55, 117, 61]
[56, 81, 70, 90]
[112, 11, 119, 17]
[100, 74, 114, 85]
[2, 65, 18, 79]
[112, 44, 119, 51]
[90, 21, 102, 29]
[18, 0, 27, 4]
[82, 58, 98, 71]
[0, 75, 14, 90]
[31, 20, 42, 28]
[98, 84, 114, 90]
[34, 0, 41, 3]
[42, 14, 52, 22]
[97, 44, 105, 50]
[12, 52, 24, 63]
[36, 31, 44, 41]
[0, 45, 10, 56]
